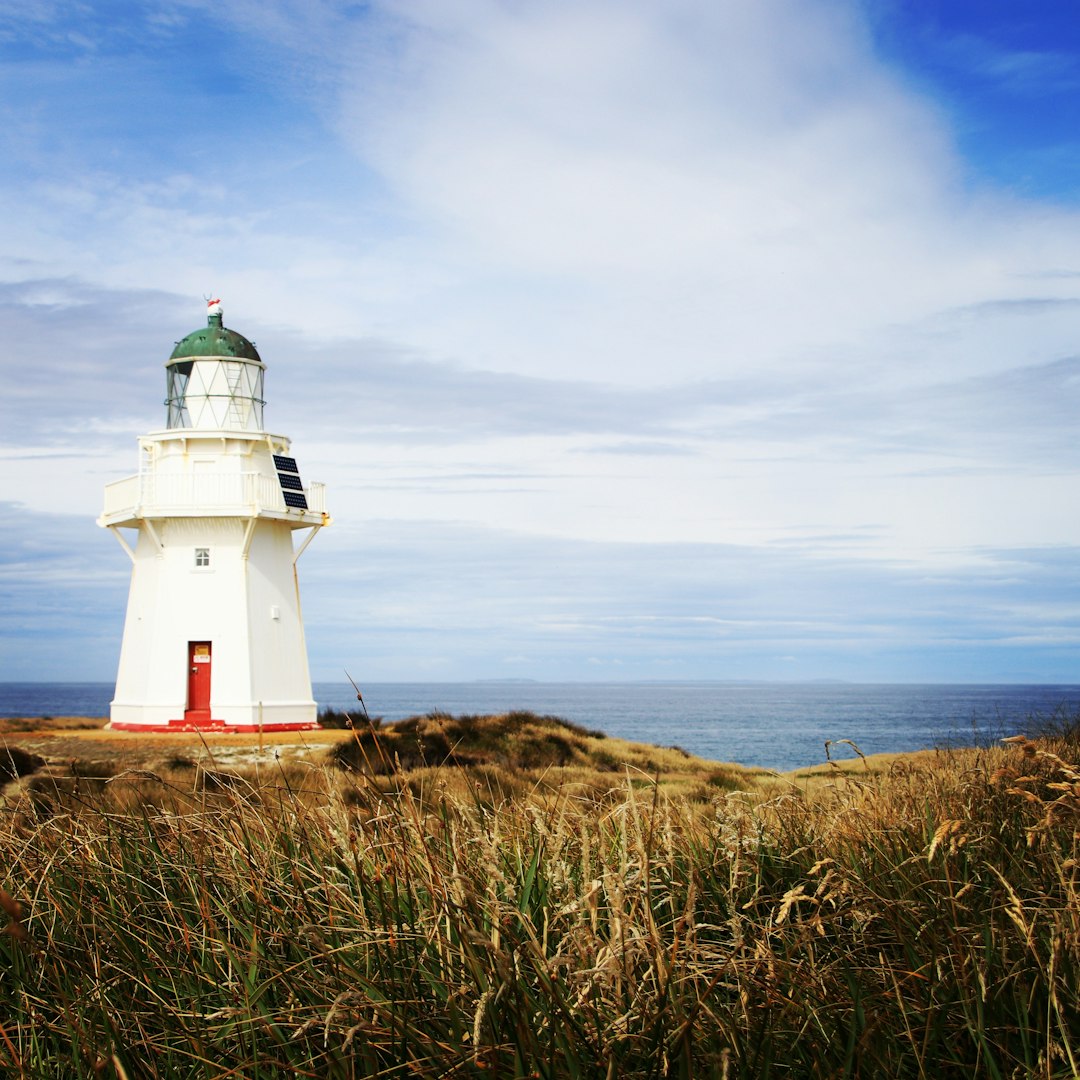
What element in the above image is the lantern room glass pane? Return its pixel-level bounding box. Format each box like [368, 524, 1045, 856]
[164, 359, 265, 430]
[166, 363, 193, 429]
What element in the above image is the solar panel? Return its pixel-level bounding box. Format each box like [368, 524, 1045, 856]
[273, 454, 299, 474]
[278, 473, 304, 491]
[283, 491, 309, 510]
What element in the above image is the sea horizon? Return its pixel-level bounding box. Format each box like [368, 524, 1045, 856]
[3, 679, 1079, 773]
[5, 676, 1079, 686]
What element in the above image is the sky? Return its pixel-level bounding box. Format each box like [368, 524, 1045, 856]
[1, 0, 1079, 684]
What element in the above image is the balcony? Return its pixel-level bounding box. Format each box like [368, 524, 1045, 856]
[100, 471, 327, 526]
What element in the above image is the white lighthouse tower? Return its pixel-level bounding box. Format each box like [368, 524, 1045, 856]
[98, 300, 330, 731]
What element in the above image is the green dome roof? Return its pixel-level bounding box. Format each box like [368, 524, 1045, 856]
[169, 313, 262, 363]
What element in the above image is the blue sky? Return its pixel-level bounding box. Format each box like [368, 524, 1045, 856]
[2, 0, 1079, 683]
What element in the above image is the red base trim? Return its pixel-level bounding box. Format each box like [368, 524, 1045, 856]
[108, 720, 322, 733]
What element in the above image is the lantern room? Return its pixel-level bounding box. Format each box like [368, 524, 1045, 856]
[164, 300, 266, 431]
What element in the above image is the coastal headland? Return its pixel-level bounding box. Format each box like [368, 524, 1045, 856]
[0, 710, 941, 798]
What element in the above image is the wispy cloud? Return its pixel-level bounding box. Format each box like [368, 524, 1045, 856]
[0, 502, 124, 678]
[2, 3, 1080, 680]
[938, 34, 1080, 97]
[294, 519, 1080, 681]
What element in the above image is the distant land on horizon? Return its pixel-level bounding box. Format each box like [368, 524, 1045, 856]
[6, 677, 1080, 688]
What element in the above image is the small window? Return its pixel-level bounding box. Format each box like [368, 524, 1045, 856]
[194, 548, 210, 568]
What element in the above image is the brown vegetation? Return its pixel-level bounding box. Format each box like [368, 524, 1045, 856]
[1, 710, 1077, 1077]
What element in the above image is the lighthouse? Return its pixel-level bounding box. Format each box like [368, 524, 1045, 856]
[98, 300, 329, 731]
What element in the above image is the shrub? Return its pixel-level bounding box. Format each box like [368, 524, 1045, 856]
[318, 706, 382, 730]
[0, 746, 45, 783]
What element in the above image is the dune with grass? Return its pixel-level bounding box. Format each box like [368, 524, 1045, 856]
[1, 709, 1078, 1077]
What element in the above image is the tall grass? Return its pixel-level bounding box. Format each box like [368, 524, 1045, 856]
[1, 720, 1079, 1077]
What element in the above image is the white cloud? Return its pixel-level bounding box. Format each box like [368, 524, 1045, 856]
[295, 0, 1080, 390]
[3, 2, 1080, 679]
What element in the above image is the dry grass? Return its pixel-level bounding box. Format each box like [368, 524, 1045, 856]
[0, 716, 103, 734]
[1, 710, 1078, 1078]
[0, 710, 755, 813]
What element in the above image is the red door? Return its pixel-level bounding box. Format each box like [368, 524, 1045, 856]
[185, 641, 212, 725]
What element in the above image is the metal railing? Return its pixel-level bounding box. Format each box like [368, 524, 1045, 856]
[102, 472, 326, 517]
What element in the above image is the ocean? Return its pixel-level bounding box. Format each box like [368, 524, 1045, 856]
[2, 681, 1078, 773]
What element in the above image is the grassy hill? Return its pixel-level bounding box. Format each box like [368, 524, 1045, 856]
[1, 710, 1078, 1077]
[0, 709, 762, 814]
